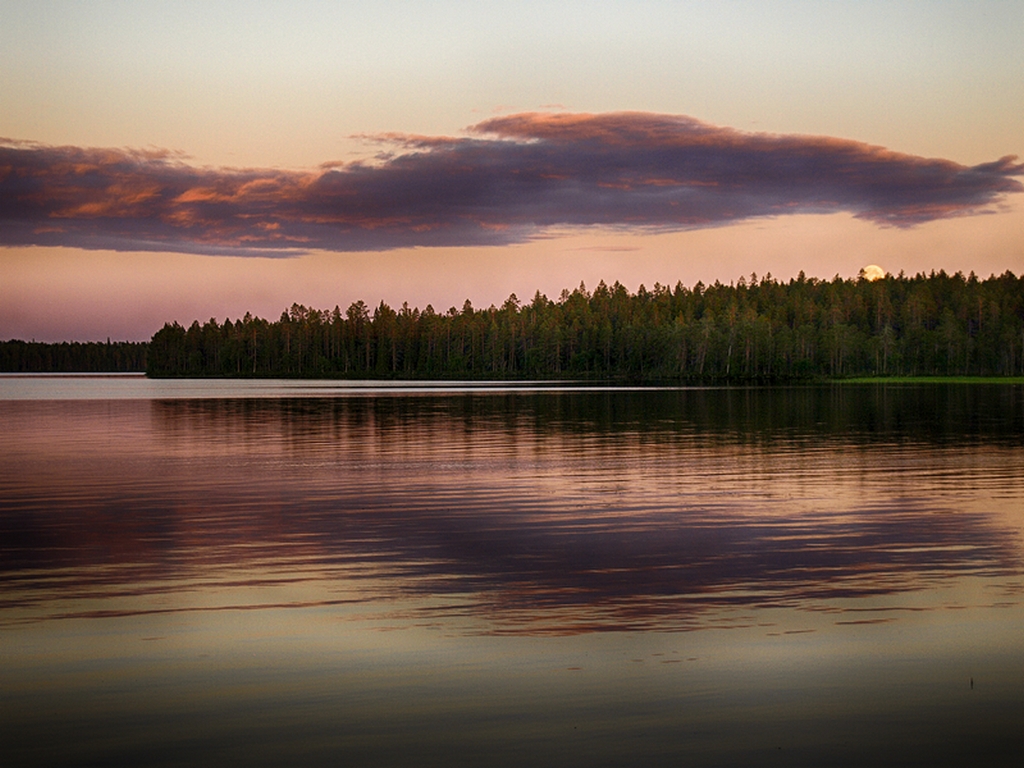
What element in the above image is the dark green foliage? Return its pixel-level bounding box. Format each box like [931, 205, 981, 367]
[145, 270, 1024, 381]
[0, 339, 148, 373]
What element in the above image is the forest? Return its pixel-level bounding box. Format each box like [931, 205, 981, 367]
[0, 339, 148, 373]
[143, 270, 1024, 381]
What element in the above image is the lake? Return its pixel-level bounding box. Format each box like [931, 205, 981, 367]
[2, 375, 1023, 766]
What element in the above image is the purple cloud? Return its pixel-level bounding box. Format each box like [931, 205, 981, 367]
[1, 113, 1021, 255]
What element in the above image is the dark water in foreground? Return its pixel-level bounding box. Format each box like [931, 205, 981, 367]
[2, 377, 1023, 766]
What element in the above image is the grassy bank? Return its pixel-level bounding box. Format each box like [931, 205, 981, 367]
[835, 376, 1024, 384]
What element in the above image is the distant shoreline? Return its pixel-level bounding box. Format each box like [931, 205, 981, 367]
[6, 271, 1023, 381]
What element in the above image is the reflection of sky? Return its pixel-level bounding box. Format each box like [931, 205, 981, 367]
[2, 386, 1022, 635]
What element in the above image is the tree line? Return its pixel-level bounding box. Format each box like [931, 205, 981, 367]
[145, 270, 1024, 381]
[0, 339, 148, 373]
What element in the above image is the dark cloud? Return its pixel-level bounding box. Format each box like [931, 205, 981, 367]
[2, 113, 1022, 255]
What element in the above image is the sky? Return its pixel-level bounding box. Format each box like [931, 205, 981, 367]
[1, 0, 1022, 341]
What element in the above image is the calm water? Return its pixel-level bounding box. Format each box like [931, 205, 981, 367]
[2, 376, 1023, 766]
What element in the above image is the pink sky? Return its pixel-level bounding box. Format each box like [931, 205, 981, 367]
[2, 2, 1022, 341]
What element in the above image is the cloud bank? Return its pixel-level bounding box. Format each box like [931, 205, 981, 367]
[2, 112, 1021, 255]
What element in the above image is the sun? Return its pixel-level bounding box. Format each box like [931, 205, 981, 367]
[861, 264, 886, 281]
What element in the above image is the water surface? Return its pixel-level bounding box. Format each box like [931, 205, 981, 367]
[2, 377, 1023, 766]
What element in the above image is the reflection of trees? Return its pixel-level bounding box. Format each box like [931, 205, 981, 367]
[149, 384, 1024, 446]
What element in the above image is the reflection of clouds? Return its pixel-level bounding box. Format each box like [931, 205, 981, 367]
[1, 389, 1022, 634]
[396, 499, 1016, 635]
